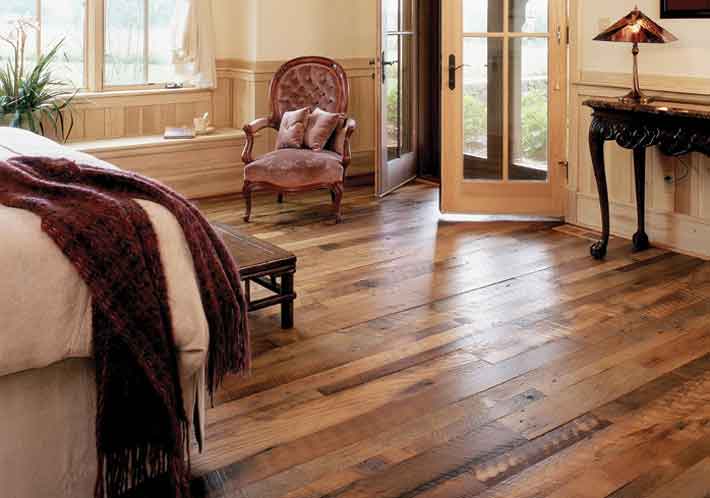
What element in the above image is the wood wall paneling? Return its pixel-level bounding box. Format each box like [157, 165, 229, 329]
[61, 58, 375, 199]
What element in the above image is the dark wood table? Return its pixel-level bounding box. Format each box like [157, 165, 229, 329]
[584, 98, 710, 259]
[214, 223, 297, 329]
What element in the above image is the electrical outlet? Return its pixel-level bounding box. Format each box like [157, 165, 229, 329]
[664, 175, 674, 184]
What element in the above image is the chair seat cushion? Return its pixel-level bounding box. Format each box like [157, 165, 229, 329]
[244, 149, 344, 189]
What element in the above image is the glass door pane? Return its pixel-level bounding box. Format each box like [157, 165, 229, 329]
[509, 37, 548, 180]
[463, 0, 503, 32]
[385, 1, 414, 162]
[461, 0, 550, 182]
[510, 0, 548, 32]
[463, 37, 504, 180]
[385, 34, 400, 160]
[378, 0, 418, 196]
[399, 34, 414, 157]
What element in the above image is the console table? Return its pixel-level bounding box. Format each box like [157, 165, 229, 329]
[584, 98, 710, 259]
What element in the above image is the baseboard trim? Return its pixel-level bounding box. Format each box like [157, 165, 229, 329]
[570, 191, 710, 260]
[346, 172, 375, 187]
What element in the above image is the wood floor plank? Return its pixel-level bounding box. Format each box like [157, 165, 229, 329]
[191, 183, 710, 498]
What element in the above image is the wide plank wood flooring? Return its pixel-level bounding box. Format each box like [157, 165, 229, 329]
[192, 182, 710, 498]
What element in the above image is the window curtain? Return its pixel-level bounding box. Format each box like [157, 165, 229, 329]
[172, 0, 217, 88]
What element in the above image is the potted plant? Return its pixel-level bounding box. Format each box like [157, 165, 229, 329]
[0, 18, 76, 142]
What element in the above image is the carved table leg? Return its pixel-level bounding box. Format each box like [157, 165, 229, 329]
[589, 128, 610, 260]
[632, 147, 650, 252]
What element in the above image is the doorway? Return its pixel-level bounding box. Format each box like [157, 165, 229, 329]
[375, 0, 442, 196]
[440, 0, 567, 215]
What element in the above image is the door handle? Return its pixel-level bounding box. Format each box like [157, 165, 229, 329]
[448, 55, 469, 90]
[381, 51, 397, 83]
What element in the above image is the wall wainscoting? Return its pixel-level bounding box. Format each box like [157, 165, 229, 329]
[63, 57, 375, 200]
[567, 78, 710, 259]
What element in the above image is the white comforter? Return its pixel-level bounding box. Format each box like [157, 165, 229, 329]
[0, 127, 209, 384]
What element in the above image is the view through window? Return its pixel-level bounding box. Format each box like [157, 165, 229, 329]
[1, 0, 85, 88]
[105, 0, 187, 86]
[0, 0, 187, 90]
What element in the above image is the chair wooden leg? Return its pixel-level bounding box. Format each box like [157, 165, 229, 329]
[278, 193, 285, 203]
[243, 182, 253, 222]
[331, 183, 344, 223]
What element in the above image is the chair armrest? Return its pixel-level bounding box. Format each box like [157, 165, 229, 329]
[242, 117, 273, 164]
[341, 118, 357, 168]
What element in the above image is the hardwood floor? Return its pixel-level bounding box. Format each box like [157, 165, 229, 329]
[192, 182, 710, 498]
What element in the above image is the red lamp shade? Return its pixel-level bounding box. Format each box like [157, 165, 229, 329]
[593, 7, 677, 104]
[594, 7, 678, 44]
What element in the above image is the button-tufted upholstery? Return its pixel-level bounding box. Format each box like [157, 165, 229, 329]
[241, 57, 356, 224]
[272, 63, 346, 124]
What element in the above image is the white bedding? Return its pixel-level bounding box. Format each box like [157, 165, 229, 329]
[0, 127, 209, 380]
[0, 127, 213, 497]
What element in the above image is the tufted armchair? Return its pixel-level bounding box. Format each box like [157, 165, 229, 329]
[241, 56, 357, 223]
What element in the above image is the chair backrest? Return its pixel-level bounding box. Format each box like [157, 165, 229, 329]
[268, 56, 350, 126]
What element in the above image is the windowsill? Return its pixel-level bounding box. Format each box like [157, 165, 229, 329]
[68, 127, 245, 155]
[75, 86, 214, 100]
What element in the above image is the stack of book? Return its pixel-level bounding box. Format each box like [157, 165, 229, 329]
[163, 127, 196, 139]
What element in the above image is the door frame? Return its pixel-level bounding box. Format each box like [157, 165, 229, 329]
[440, 0, 568, 216]
[375, 0, 420, 197]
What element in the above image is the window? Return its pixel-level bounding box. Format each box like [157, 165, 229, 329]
[104, 0, 187, 87]
[0, 0, 187, 91]
[0, 0, 85, 88]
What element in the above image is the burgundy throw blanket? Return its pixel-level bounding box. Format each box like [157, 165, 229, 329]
[0, 157, 250, 498]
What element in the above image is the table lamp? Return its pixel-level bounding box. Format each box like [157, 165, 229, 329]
[594, 6, 677, 104]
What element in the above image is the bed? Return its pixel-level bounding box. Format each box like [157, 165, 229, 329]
[0, 127, 210, 498]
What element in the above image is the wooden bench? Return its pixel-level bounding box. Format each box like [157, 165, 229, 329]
[214, 223, 297, 329]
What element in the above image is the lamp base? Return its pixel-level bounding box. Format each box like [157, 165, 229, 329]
[618, 89, 655, 105]
[618, 44, 656, 105]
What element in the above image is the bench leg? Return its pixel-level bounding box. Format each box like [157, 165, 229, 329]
[281, 272, 294, 329]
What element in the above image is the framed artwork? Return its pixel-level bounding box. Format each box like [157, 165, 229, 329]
[661, 0, 710, 17]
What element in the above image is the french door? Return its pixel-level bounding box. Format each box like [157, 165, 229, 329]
[441, 0, 567, 215]
[376, 0, 419, 196]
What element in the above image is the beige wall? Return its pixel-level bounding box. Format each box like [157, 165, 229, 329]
[213, 0, 257, 60]
[213, 0, 377, 62]
[580, 0, 710, 78]
[212, 0, 378, 179]
[568, 0, 710, 258]
[253, 0, 377, 61]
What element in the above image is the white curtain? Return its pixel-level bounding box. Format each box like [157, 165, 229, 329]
[172, 0, 217, 88]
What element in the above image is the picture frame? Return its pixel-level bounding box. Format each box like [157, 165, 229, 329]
[661, 0, 710, 18]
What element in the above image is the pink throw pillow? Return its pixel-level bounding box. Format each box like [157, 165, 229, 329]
[276, 107, 310, 149]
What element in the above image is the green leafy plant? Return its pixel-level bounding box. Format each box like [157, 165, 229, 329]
[0, 18, 76, 142]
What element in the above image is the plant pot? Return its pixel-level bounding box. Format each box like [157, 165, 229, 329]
[0, 111, 44, 133]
